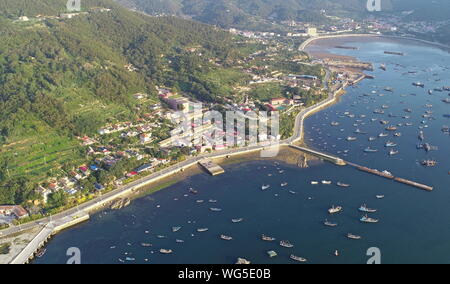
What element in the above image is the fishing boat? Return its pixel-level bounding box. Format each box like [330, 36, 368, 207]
[267, 251, 278, 258]
[210, 208, 222, 212]
[359, 204, 377, 213]
[331, 121, 340, 126]
[378, 133, 389, 137]
[376, 195, 385, 199]
[261, 185, 271, 190]
[290, 255, 307, 262]
[386, 126, 398, 131]
[354, 129, 367, 134]
[421, 160, 437, 167]
[141, 243, 153, 247]
[360, 215, 379, 223]
[334, 250, 340, 257]
[188, 188, 198, 194]
[374, 109, 385, 114]
[280, 240, 294, 248]
[364, 147, 379, 153]
[337, 182, 350, 188]
[172, 227, 182, 232]
[36, 248, 47, 258]
[197, 228, 209, 232]
[232, 218, 244, 223]
[321, 180, 332, 185]
[261, 235, 276, 242]
[281, 182, 288, 187]
[389, 149, 399, 156]
[160, 249, 173, 254]
[385, 141, 397, 147]
[380, 64, 387, 71]
[394, 132, 402, 137]
[220, 235, 233, 241]
[328, 206, 343, 214]
[209, 199, 218, 203]
[324, 220, 338, 227]
[176, 239, 185, 243]
[346, 136, 357, 141]
[347, 233, 362, 240]
[196, 200, 204, 203]
[413, 82, 425, 88]
[311, 181, 319, 185]
[368, 137, 377, 141]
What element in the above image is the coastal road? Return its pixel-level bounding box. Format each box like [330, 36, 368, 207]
[0, 40, 342, 245]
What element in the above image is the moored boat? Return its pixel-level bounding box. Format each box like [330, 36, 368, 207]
[360, 215, 379, 223]
[328, 206, 343, 214]
[36, 248, 47, 258]
[220, 235, 233, 241]
[347, 233, 362, 240]
[364, 147, 379, 153]
[261, 185, 270, 190]
[324, 219, 338, 227]
[280, 240, 294, 248]
[290, 255, 307, 262]
[261, 235, 276, 242]
[359, 204, 377, 213]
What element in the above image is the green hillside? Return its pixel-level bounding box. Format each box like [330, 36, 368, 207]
[0, 0, 245, 186]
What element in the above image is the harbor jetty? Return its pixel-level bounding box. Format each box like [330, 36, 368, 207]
[198, 159, 225, 176]
[289, 145, 346, 166]
[346, 162, 433, 192]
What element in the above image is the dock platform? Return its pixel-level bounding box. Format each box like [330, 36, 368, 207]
[198, 159, 225, 176]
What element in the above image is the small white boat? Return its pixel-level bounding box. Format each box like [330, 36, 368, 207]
[160, 249, 173, 254]
[290, 255, 307, 262]
[328, 206, 343, 214]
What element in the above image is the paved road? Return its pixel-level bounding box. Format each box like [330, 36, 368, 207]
[0, 52, 339, 241]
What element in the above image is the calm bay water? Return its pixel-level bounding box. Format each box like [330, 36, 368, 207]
[35, 39, 450, 264]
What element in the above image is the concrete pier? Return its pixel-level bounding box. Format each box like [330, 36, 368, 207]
[198, 159, 225, 176]
[289, 145, 347, 166]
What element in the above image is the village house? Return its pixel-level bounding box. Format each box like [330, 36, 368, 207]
[0, 205, 29, 220]
[140, 133, 153, 144]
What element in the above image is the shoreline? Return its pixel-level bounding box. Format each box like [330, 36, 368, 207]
[3, 32, 433, 264]
[300, 33, 450, 52]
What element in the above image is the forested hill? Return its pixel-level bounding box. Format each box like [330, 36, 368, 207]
[115, 0, 450, 28]
[0, 0, 243, 185]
